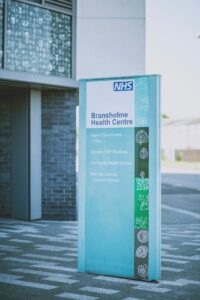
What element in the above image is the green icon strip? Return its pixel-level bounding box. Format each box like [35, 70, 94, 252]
[134, 127, 149, 280]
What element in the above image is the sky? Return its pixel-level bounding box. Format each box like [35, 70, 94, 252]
[146, 0, 200, 120]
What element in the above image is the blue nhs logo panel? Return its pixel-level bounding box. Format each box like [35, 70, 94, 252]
[113, 81, 134, 91]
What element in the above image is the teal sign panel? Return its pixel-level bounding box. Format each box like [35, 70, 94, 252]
[78, 75, 161, 281]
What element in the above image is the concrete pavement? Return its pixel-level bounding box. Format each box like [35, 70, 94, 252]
[0, 173, 200, 299]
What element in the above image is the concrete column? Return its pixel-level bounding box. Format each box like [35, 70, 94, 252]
[30, 90, 41, 220]
[11, 89, 41, 220]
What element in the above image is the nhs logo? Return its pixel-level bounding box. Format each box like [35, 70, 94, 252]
[113, 81, 133, 92]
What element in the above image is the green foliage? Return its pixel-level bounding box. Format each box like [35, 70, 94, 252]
[176, 151, 184, 161]
[161, 114, 169, 119]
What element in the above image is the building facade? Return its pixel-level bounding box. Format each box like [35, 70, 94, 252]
[162, 118, 200, 162]
[0, 0, 145, 220]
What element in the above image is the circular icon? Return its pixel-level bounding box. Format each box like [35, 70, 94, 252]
[139, 171, 145, 179]
[136, 246, 148, 258]
[140, 147, 148, 160]
[136, 130, 149, 145]
[137, 230, 149, 243]
[138, 264, 148, 278]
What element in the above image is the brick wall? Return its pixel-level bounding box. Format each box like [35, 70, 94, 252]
[42, 89, 78, 220]
[0, 88, 78, 220]
[0, 98, 11, 218]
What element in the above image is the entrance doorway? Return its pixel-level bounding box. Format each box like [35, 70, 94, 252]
[0, 87, 41, 220]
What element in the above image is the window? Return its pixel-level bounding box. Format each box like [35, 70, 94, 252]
[6, 0, 72, 77]
[27, 0, 42, 3]
[0, 0, 3, 68]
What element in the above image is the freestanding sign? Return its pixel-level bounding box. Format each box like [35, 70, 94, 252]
[78, 75, 161, 281]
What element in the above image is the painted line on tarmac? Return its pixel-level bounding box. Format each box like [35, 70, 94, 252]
[162, 205, 200, 219]
[80, 286, 119, 295]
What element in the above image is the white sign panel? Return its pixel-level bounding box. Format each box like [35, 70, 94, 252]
[86, 80, 135, 128]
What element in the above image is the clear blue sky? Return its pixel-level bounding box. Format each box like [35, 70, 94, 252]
[146, 0, 200, 119]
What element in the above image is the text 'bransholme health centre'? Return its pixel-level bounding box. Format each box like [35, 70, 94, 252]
[90, 112, 133, 126]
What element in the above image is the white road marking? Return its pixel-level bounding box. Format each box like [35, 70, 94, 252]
[94, 275, 134, 284]
[0, 272, 57, 289]
[80, 286, 119, 295]
[122, 298, 145, 300]
[181, 279, 200, 286]
[162, 233, 197, 238]
[57, 292, 98, 300]
[35, 245, 67, 251]
[161, 279, 200, 287]
[162, 204, 200, 219]
[0, 232, 10, 238]
[161, 244, 178, 250]
[23, 253, 75, 262]
[10, 239, 33, 243]
[24, 233, 77, 242]
[188, 226, 200, 230]
[0, 245, 21, 252]
[44, 277, 79, 284]
[162, 258, 188, 264]
[61, 226, 78, 230]
[65, 247, 78, 252]
[163, 253, 200, 261]
[182, 242, 200, 246]
[0, 273, 22, 280]
[131, 281, 170, 293]
[32, 264, 77, 272]
[12, 225, 39, 233]
[164, 230, 199, 234]
[133, 286, 170, 293]
[66, 230, 78, 235]
[161, 280, 185, 286]
[64, 253, 77, 257]
[4, 257, 57, 265]
[162, 267, 183, 272]
[11, 268, 73, 278]
[0, 226, 38, 233]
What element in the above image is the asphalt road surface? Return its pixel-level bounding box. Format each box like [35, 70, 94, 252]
[162, 173, 200, 225]
[0, 173, 199, 300]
